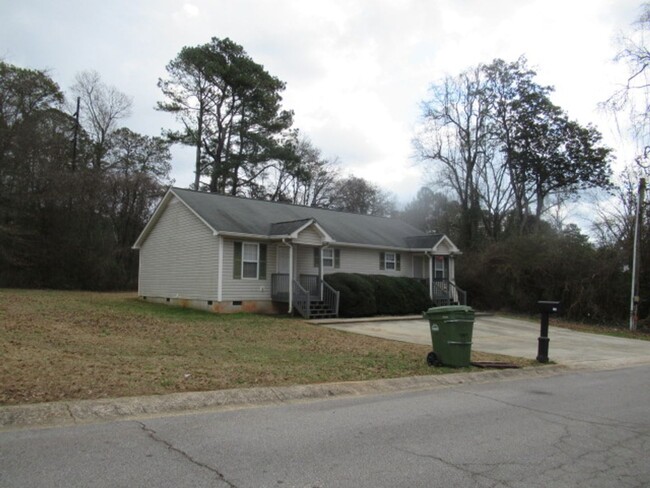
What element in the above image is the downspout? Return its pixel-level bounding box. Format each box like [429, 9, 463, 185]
[319, 243, 328, 301]
[282, 238, 293, 314]
[425, 251, 433, 301]
[217, 235, 224, 303]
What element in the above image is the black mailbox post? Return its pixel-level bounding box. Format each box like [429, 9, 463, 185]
[537, 301, 560, 363]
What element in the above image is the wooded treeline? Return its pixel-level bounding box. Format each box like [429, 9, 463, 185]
[0, 41, 393, 291]
[402, 42, 650, 323]
[400, 181, 649, 323]
[0, 63, 172, 289]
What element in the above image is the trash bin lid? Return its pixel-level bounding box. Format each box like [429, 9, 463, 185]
[424, 305, 474, 315]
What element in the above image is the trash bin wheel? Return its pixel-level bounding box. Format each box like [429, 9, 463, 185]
[426, 351, 441, 367]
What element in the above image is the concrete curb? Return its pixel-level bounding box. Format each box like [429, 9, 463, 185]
[3, 358, 647, 432]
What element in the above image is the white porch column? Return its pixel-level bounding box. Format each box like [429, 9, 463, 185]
[217, 235, 224, 302]
[428, 253, 433, 300]
[319, 246, 324, 301]
[288, 243, 294, 313]
[449, 255, 456, 283]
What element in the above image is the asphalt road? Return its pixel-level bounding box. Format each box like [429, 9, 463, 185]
[2, 365, 649, 488]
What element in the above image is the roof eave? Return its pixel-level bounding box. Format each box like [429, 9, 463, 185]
[133, 188, 174, 249]
[289, 219, 334, 242]
[431, 235, 461, 254]
[133, 188, 221, 249]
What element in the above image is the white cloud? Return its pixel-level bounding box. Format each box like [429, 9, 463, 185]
[0, 0, 643, 210]
[182, 3, 199, 18]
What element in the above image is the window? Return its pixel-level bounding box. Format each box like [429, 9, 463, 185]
[242, 243, 259, 279]
[313, 248, 341, 269]
[385, 252, 396, 270]
[380, 252, 401, 271]
[233, 242, 267, 280]
[322, 248, 334, 268]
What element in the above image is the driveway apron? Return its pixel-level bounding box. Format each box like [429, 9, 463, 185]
[312, 315, 650, 365]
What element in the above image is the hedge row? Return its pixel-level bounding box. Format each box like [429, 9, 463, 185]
[324, 273, 433, 317]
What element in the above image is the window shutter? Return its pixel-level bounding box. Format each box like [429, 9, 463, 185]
[396, 253, 401, 271]
[379, 252, 385, 270]
[313, 248, 320, 268]
[233, 242, 242, 279]
[334, 249, 341, 269]
[259, 244, 267, 280]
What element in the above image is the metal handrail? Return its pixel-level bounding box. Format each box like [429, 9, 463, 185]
[322, 279, 340, 317]
[292, 280, 310, 318]
[432, 278, 467, 306]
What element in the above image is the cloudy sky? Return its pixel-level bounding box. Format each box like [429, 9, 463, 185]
[1, 0, 642, 207]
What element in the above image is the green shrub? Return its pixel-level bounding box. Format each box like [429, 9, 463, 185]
[396, 277, 433, 314]
[324, 273, 376, 317]
[325, 273, 432, 317]
[365, 274, 403, 315]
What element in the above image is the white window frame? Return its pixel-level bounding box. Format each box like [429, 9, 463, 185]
[322, 248, 334, 268]
[242, 242, 259, 279]
[384, 252, 396, 270]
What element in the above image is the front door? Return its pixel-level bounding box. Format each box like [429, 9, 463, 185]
[433, 256, 447, 279]
[277, 245, 290, 274]
[413, 256, 425, 279]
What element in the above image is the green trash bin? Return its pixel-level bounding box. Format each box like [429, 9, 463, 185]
[423, 305, 475, 367]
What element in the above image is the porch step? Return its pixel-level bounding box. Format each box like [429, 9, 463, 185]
[307, 301, 337, 319]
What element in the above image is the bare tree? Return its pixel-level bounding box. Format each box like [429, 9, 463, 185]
[417, 57, 612, 245]
[414, 65, 491, 246]
[602, 4, 650, 148]
[592, 167, 647, 247]
[70, 71, 132, 169]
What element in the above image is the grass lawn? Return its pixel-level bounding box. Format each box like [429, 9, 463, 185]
[0, 289, 534, 406]
[494, 311, 650, 342]
[550, 317, 650, 341]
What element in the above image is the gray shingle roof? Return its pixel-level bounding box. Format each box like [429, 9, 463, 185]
[405, 234, 445, 249]
[171, 188, 442, 249]
[268, 219, 313, 236]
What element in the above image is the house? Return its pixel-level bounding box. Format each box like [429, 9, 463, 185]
[133, 187, 465, 318]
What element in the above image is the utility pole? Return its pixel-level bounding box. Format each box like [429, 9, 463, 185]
[630, 177, 646, 331]
[71, 96, 80, 171]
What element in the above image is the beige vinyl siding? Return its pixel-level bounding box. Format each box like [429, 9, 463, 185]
[412, 255, 430, 279]
[221, 238, 277, 301]
[297, 245, 318, 276]
[294, 245, 413, 277]
[333, 247, 413, 276]
[434, 239, 453, 254]
[139, 197, 219, 299]
[293, 225, 323, 246]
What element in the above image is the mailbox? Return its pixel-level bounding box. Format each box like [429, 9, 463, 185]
[538, 301, 560, 314]
[537, 300, 560, 363]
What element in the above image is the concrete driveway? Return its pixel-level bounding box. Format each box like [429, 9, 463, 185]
[311, 315, 650, 366]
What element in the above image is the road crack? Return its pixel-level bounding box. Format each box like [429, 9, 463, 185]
[455, 389, 648, 434]
[136, 421, 239, 488]
[392, 445, 520, 487]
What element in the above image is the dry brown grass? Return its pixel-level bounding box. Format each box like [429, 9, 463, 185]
[0, 289, 534, 405]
